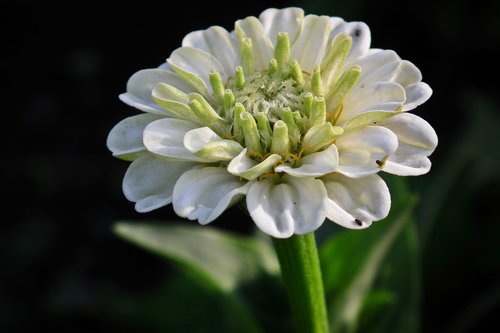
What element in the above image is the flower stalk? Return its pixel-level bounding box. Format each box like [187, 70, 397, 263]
[272, 233, 329, 333]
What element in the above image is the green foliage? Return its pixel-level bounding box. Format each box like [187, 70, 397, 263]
[112, 223, 286, 333]
[113, 223, 278, 293]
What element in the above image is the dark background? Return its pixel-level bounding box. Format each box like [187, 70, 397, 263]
[3, 0, 500, 332]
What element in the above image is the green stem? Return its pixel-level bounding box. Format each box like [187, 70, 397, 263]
[272, 233, 329, 333]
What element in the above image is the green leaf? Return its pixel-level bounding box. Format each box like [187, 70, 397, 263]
[113, 222, 280, 333]
[320, 176, 420, 333]
[113, 222, 278, 292]
[361, 289, 396, 314]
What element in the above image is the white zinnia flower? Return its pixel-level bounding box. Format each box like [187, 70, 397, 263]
[107, 7, 437, 238]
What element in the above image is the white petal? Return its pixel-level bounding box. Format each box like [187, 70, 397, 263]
[402, 82, 432, 111]
[329, 17, 345, 30]
[247, 175, 328, 238]
[391, 60, 432, 111]
[157, 62, 172, 71]
[323, 173, 390, 229]
[291, 15, 331, 72]
[392, 60, 422, 87]
[336, 126, 398, 177]
[259, 7, 304, 45]
[173, 167, 249, 224]
[119, 68, 193, 115]
[355, 50, 401, 85]
[143, 118, 207, 162]
[340, 81, 406, 123]
[123, 154, 195, 212]
[227, 149, 281, 180]
[235, 16, 274, 71]
[167, 47, 227, 99]
[380, 113, 438, 175]
[182, 26, 239, 77]
[107, 113, 162, 160]
[329, 20, 371, 63]
[183, 126, 222, 152]
[383, 158, 432, 176]
[275, 145, 338, 177]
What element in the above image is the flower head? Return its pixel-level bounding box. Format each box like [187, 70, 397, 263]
[107, 8, 437, 238]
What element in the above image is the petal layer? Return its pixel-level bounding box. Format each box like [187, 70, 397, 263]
[173, 167, 249, 224]
[123, 155, 195, 212]
[119, 68, 192, 115]
[329, 19, 371, 64]
[275, 145, 339, 177]
[380, 113, 438, 175]
[323, 173, 390, 229]
[247, 175, 328, 238]
[182, 26, 239, 76]
[227, 149, 282, 180]
[259, 7, 304, 45]
[107, 113, 161, 160]
[291, 14, 331, 72]
[235, 16, 274, 71]
[143, 118, 207, 162]
[336, 126, 398, 177]
[168, 47, 226, 99]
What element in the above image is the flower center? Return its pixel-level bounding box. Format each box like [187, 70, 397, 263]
[232, 73, 306, 123]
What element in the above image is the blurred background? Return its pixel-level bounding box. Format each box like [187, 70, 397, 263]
[3, 0, 500, 332]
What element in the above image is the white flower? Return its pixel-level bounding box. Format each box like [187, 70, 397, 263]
[107, 7, 437, 238]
